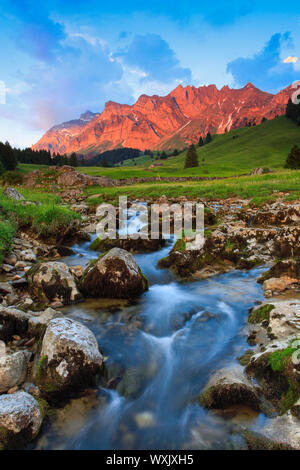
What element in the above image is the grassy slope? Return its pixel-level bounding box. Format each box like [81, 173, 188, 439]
[19, 117, 300, 180]
[70, 116, 300, 178]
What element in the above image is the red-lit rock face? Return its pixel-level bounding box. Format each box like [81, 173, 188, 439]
[32, 83, 293, 156]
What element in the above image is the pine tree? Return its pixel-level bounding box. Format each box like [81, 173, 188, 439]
[205, 132, 212, 144]
[69, 152, 78, 167]
[0, 141, 17, 171]
[184, 144, 199, 168]
[198, 136, 204, 147]
[285, 145, 300, 169]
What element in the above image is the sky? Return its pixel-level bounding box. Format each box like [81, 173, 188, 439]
[0, 0, 299, 147]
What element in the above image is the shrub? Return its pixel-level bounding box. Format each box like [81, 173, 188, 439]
[1, 170, 23, 185]
[0, 194, 81, 241]
[184, 144, 199, 169]
[0, 218, 16, 263]
[285, 145, 300, 169]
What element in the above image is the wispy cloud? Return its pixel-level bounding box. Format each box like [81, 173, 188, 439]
[114, 34, 192, 85]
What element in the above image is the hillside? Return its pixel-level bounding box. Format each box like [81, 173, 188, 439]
[69, 116, 300, 179]
[32, 83, 293, 157]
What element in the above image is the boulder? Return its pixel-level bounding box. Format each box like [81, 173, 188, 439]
[0, 349, 30, 393]
[0, 282, 13, 296]
[3, 187, 25, 201]
[0, 305, 62, 340]
[0, 392, 43, 449]
[35, 317, 103, 399]
[263, 277, 287, 293]
[80, 248, 149, 299]
[199, 366, 260, 411]
[26, 261, 82, 305]
[89, 236, 166, 254]
[0, 306, 31, 341]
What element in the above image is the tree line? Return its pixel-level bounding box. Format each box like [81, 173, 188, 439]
[0, 141, 80, 174]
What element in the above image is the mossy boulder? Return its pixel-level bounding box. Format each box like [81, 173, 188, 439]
[26, 261, 82, 305]
[89, 236, 166, 253]
[248, 304, 275, 325]
[246, 345, 300, 415]
[34, 317, 103, 402]
[199, 366, 260, 411]
[0, 392, 43, 450]
[80, 248, 149, 299]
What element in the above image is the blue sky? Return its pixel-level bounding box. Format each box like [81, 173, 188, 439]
[0, 0, 299, 147]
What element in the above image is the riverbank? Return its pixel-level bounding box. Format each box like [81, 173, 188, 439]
[1, 184, 300, 449]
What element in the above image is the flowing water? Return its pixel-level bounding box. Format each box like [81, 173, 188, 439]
[33, 209, 267, 450]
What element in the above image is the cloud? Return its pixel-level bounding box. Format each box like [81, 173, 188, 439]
[227, 33, 300, 93]
[0, 1, 135, 130]
[283, 56, 298, 64]
[1, 0, 68, 62]
[115, 34, 192, 85]
[3, 34, 134, 130]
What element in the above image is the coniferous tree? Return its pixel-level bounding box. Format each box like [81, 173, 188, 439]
[205, 132, 212, 144]
[285, 145, 300, 169]
[198, 136, 204, 147]
[184, 144, 199, 168]
[69, 152, 78, 167]
[286, 97, 300, 124]
[0, 141, 17, 170]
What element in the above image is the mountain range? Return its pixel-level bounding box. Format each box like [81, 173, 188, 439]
[32, 83, 293, 157]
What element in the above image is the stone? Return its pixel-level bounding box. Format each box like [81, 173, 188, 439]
[134, 411, 155, 428]
[80, 248, 148, 299]
[3, 254, 17, 266]
[2, 264, 14, 273]
[15, 261, 27, 270]
[3, 187, 25, 201]
[0, 350, 30, 393]
[6, 294, 19, 306]
[71, 204, 89, 214]
[0, 306, 31, 341]
[11, 278, 28, 289]
[0, 282, 13, 296]
[263, 278, 287, 292]
[199, 366, 260, 411]
[19, 249, 36, 263]
[26, 261, 82, 305]
[0, 391, 43, 449]
[27, 307, 62, 335]
[35, 317, 103, 399]
[0, 305, 61, 340]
